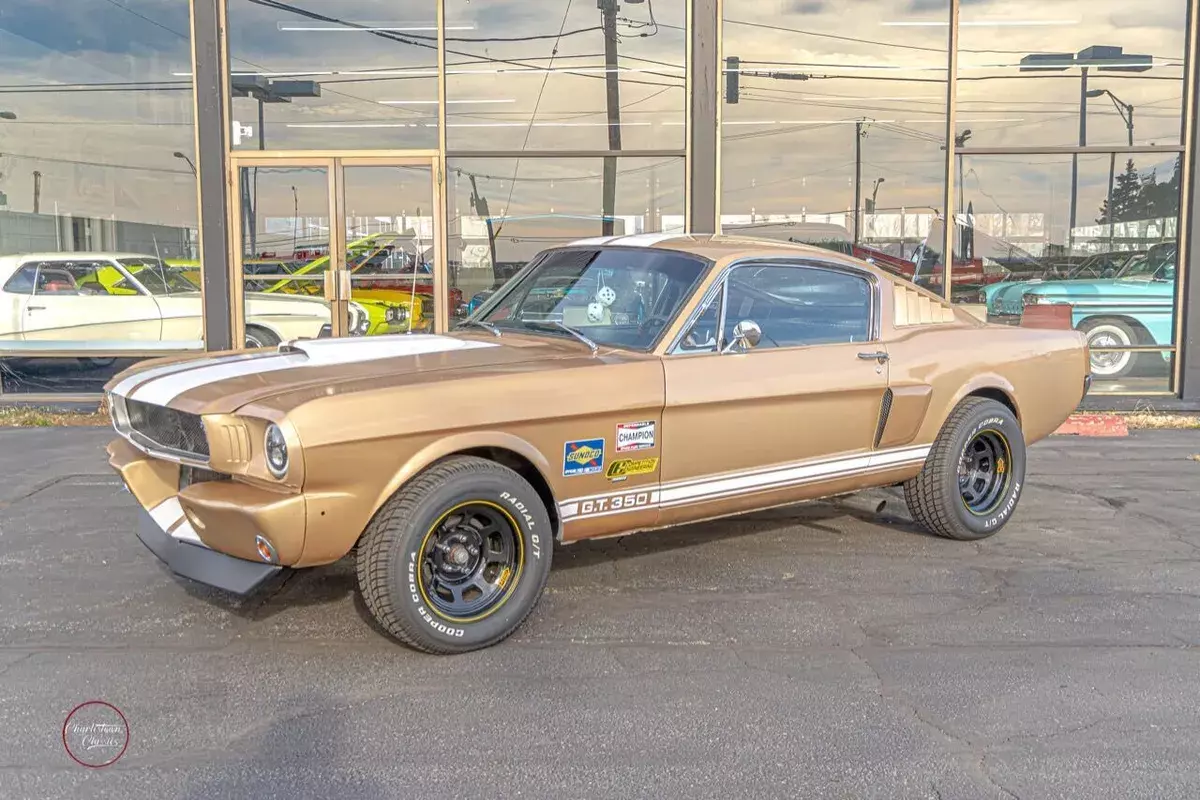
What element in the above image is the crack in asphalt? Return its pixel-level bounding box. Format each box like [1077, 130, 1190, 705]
[850, 641, 1022, 799]
[0, 473, 112, 508]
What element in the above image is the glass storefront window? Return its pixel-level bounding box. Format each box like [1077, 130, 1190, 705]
[0, 0, 200, 397]
[956, 1, 1188, 149]
[444, 0, 686, 151]
[719, 0, 949, 288]
[0, 357, 142, 395]
[226, 0, 438, 151]
[951, 152, 1181, 394]
[446, 157, 684, 319]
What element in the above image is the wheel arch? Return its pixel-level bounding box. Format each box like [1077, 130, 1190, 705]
[371, 432, 562, 544]
[949, 375, 1022, 426]
[1077, 313, 1153, 343]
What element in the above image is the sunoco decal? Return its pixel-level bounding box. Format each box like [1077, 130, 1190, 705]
[616, 421, 655, 452]
[563, 438, 605, 476]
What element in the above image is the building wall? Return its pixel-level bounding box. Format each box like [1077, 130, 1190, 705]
[0, 0, 1197, 402]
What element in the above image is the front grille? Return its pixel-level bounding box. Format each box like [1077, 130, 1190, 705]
[179, 465, 231, 490]
[126, 399, 210, 459]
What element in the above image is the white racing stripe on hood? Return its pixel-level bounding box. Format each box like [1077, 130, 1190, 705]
[109, 351, 265, 398]
[127, 334, 499, 407]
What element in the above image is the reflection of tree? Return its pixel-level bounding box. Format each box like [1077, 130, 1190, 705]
[1097, 156, 1181, 225]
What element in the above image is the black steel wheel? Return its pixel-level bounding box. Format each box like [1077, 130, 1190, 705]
[418, 502, 522, 622]
[904, 397, 1027, 541]
[356, 456, 553, 654]
[958, 429, 1013, 516]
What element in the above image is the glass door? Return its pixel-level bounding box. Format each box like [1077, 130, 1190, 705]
[233, 161, 338, 344]
[231, 157, 442, 346]
[339, 160, 439, 336]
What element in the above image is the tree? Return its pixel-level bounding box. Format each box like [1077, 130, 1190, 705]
[1097, 158, 1144, 225]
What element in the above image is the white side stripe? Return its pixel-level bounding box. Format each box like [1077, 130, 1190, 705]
[559, 445, 931, 521]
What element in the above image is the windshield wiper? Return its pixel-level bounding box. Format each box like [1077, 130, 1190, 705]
[457, 319, 501, 337]
[523, 320, 598, 354]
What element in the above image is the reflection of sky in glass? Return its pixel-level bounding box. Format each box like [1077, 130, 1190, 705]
[720, 0, 1187, 237]
[0, 0, 197, 228]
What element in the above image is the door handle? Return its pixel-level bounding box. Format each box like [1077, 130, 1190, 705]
[27, 305, 46, 311]
[858, 351, 889, 361]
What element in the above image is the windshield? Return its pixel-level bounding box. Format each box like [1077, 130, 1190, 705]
[1118, 245, 1176, 280]
[117, 258, 199, 294]
[476, 247, 709, 351]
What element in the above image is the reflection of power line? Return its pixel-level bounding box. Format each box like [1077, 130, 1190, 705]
[496, 0, 577, 238]
[0, 151, 193, 175]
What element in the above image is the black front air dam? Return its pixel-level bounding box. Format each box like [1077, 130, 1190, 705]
[136, 508, 286, 595]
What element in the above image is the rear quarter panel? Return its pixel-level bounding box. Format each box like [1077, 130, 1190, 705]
[885, 323, 1089, 446]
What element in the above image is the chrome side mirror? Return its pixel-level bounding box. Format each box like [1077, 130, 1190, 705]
[722, 319, 762, 353]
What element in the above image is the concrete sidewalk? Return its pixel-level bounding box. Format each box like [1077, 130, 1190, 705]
[1, 427, 1198, 799]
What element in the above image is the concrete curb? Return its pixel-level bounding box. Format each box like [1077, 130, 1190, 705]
[1052, 414, 1130, 437]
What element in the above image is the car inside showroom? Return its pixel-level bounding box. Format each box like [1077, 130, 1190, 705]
[0, 0, 1197, 405]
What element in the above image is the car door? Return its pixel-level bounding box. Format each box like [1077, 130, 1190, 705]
[19, 259, 164, 342]
[658, 260, 891, 527]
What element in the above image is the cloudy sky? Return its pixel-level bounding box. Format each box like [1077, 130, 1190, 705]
[0, 0, 1188, 258]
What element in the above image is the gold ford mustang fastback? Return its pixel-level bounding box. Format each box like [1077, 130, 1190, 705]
[104, 234, 1091, 654]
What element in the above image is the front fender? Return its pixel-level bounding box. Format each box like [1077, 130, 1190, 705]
[371, 430, 558, 529]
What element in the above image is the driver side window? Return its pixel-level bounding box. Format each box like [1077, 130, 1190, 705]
[722, 264, 873, 349]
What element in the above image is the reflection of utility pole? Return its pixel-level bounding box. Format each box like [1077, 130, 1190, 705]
[853, 121, 865, 244]
[291, 185, 299, 257]
[32, 170, 41, 214]
[468, 173, 500, 284]
[599, 0, 623, 237]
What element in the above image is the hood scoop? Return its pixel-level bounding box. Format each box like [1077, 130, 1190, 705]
[275, 334, 498, 363]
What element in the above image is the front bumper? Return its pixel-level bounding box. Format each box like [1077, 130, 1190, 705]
[109, 437, 303, 595]
[986, 312, 1022, 326]
[135, 506, 284, 595]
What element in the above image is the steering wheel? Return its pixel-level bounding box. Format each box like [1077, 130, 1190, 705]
[639, 313, 674, 332]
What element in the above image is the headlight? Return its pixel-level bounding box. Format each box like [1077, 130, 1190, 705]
[1022, 293, 1046, 307]
[264, 423, 289, 479]
[347, 302, 370, 336]
[385, 305, 409, 324]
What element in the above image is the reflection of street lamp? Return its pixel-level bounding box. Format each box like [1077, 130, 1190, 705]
[869, 177, 885, 210]
[1086, 88, 1135, 246]
[1019, 46, 1151, 248]
[172, 151, 197, 175]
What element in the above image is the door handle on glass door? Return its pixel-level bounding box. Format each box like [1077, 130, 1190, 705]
[858, 351, 888, 361]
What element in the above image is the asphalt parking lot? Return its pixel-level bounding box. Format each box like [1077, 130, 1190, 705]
[1, 427, 1198, 799]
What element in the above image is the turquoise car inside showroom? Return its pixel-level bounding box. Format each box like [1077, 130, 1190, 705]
[985, 242, 1177, 379]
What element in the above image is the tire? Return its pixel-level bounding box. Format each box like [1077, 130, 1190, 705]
[356, 456, 553, 654]
[1079, 318, 1139, 379]
[903, 397, 1027, 541]
[244, 325, 280, 349]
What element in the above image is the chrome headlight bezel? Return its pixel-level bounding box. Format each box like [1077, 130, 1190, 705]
[347, 301, 370, 336]
[264, 423, 289, 479]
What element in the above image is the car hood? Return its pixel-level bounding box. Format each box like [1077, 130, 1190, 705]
[106, 333, 614, 415]
[989, 277, 1169, 312]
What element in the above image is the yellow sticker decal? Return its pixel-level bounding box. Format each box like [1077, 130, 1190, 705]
[496, 566, 512, 590]
[605, 457, 659, 481]
[996, 456, 1007, 474]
